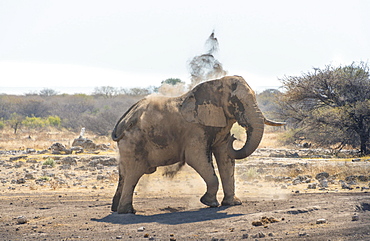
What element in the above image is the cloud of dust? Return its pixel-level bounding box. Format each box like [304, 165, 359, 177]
[135, 165, 206, 208]
[147, 31, 227, 99]
[234, 166, 291, 201]
[188, 31, 227, 88]
[157, 82, 186, 97]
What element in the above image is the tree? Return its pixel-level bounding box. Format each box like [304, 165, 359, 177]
[161, 78, 184, 86]
[8, 113, 24, 134]
[39, 88, 59, 97]
[93, 86, 119, 98]
[256, 89, 282, 119]
[279, 62, 370, 155]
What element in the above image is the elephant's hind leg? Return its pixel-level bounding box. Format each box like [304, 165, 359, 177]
[117, 168, 145, 214]
[111, 171, 124, 212]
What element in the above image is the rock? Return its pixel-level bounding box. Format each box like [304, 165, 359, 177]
[319, 178, 328, 188]
[315, 172, 329, 180]
[49, 143, 72, 154]
[251, 232, 266, 238]
[88, 157, 117, 167]
[96, 175, 106, 180]
[61, 157, 78, 166]
[26, 148, 36, 153]
[241, 233, 249, 239]
[352, 158, 361, 162]
[352, 214, 359, 221]
[358, 175, 369, 182]
[72, 136, 109, 151]
[286, 152, 299, 158]
[340, 180, 352, 190]
[137, 226, 145, 232]
[9, 156, 28, 161]
[251, 221, 263, 226]
[59, 164, 71, 170]
[269, 152, 286, 158]
[25, 173, 35, 179]
[292, 178, 302, 185]
[16, 178, 26, 184]
[307, 183, 317, 189]
[17, 216, 28, 224]
[264, 175, 274, 182]
[116, 236, 123, 239]
[316, 219, 327, 224]
[281, 184, 288, 189]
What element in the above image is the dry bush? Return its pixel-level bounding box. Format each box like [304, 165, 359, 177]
[49, 180, 60, 190]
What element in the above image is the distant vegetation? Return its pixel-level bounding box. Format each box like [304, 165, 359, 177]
[1, 62, 369, 156]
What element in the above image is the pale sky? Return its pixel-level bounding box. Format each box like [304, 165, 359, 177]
[1, 0, 369, 94]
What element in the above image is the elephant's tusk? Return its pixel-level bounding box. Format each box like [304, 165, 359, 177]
[264, 118, 286, 126]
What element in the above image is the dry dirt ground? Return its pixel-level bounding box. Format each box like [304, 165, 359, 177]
[1, 150, 370, 240]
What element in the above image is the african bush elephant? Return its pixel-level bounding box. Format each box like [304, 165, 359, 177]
[111, 76, 284, 214]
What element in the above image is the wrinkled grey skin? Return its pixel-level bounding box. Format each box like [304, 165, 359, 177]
[111, 76, 284, 214]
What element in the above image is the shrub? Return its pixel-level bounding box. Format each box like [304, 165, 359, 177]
[47, 115, 61, 127]
[43, 158, 55, 167]
[22, 116, 47, 129]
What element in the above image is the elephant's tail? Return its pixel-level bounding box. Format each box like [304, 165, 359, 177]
[112, 100, 143, 142]
[162, 161, 185, 178]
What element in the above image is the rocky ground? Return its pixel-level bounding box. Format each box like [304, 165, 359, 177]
[1, 147, 370, 240]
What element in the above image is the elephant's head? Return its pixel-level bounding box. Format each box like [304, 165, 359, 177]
[180, 76, 283, 159]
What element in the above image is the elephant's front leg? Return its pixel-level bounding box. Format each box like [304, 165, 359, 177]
[214, 146, 242, 206]
[186, 146, 220, 207]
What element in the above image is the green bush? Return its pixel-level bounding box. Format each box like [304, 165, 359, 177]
[47, 115, 61, 127]
[22, 116, 47, 129]
[43, 158, 55, 167]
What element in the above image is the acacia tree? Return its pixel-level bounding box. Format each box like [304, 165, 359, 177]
[279, 62, 370, 155]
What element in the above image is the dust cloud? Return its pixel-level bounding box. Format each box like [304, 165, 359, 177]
[188, 31, 227, 88]
[135, 162, 289, 210]
[151, 31, 227, 98]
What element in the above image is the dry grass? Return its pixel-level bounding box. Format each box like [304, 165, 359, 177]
[0, 127, 116, 151]
[231, 124, 287, 149]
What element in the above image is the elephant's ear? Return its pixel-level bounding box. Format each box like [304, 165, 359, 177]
[180, 94, 227, 127]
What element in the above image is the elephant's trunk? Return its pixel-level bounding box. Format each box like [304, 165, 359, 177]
[227, 107, 265, 159]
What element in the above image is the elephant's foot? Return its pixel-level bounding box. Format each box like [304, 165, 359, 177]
[221, 196, 242, 206]
[200, 193, 219, 207]
[117, 202, 136, 214]
[111, 195, 120, 212]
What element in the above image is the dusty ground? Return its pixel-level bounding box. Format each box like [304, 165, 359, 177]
[1, 152, 370, 241]
[0, 129, 370, 240]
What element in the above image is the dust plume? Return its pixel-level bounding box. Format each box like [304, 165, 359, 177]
[148, 31, 227, 98]
[188, 31, 227, 88]
[157, 82, 186, 97]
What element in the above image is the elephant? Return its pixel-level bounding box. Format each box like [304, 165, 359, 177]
[111, 76, 285, 214]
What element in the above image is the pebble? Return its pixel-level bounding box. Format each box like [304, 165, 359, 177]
[17, 216, 28, 224]
[316, 218, 327, 224]
[352, 214, 359, 221]
[137, 226, 145, 232]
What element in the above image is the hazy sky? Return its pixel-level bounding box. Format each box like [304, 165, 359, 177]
[1, 0, 369, 94]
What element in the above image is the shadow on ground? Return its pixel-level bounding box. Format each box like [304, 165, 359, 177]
[91, 206, 244, 225]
